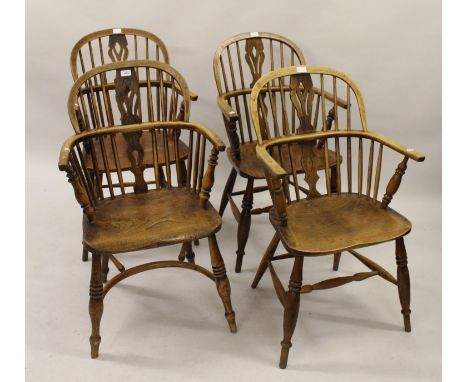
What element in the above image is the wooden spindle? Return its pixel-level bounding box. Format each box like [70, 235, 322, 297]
[347, 84, 351, 130]
[267, 83, 281, 138]
[334, 137, 341, 194]
[358, 137, 363, 196]
[162, 128, 171, 187]
[186, 130, 194, 190]
[347, 137, 352, 193]
[75, 145, 98, 206]
[173, 128, 181, 187]
[197, 136, 206, 195]
[151, 129, 161, 189]
[192, 133, 201, 192]
[366, 140, 374, 198]
[373, 143, 383, 204]
[381, 156, 409, 209]
[98, 38, 105, 65]
[333, 76, 339, 130]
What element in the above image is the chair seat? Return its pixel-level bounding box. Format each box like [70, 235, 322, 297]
[83, 189, 222, 255]
[84, 130, 189, 172]
[227, 141, 338, 179]
[270, 193, 412, 255]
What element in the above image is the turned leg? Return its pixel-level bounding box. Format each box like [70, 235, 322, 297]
[396, 237, 411, 332]
[101, 255, 109, 283]
[208, 235, 237, 333]
[251, 233, 280, 288]
[82, 246, 88, 262]
[332, 252, 342, 271]
[89, 253, 104, 359]
[279, 256, 304, 369]
[235, 177, 254, 273]
[219, 168, 238, 216]
[186, 242, 195, 264]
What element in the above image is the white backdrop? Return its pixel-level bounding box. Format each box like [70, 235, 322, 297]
[26, 0, 441, 381]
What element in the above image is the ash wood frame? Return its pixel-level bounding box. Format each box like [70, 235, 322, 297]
[213, 32, 347, 272]
[250, 65, 425, 369]
[59, 121, 237, 358]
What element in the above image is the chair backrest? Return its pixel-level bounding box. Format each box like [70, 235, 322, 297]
[70, 28, 170, 81]
[68, 60, 191, 134]
[213, 32, 306, 145]
[250, 66, 367, 144]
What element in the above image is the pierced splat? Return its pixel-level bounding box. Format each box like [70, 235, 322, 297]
[114, 68, 147, 193]
[290, 74, 320, 197]
[245, 38, 265, 87]
[108, 34, 129, 62]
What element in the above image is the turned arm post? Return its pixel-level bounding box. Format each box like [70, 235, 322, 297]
[63, 163, 95, 223]
[380, 156, 409, 209]
[223, 115, 241, 161]
[199, 148, 220, 208]
[268, 174, 288, 226]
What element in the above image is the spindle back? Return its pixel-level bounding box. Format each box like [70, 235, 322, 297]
[251, 66, 367, 144]
[214, 32, 306, 145]
[68, 60, 191, 134]
[70, 28, 170, 81]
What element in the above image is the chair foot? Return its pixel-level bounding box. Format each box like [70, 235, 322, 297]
[251, 233, 280, 288]
[82, 247, 88, 262]
[396, 237, 411, 332]
[208, 235, 237, 333]
[236, 177, 254, 273]
[332, 252, 342, 271]
[278, 256, 303, 369]
[89, 253, 104, 359]
[219, 168, 237, 217]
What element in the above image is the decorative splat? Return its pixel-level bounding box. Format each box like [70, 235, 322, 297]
[289, 74, 320, 197]
[108, 34, 129, 62]
[289, 74, 315, 133]
[114, 68, 147, 193]
[245, 38, 265, 87]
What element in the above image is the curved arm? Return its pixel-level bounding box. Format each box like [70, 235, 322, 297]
[58, 121, 225, 170]
[189, 91, 198, 101]
[256, 130, 425, 178]
[217, 95, 239, 122]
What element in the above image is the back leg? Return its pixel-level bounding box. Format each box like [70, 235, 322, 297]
[219, 168, 237, 216]
[395, 237, 411, 332]
[251, 233, 280, 288]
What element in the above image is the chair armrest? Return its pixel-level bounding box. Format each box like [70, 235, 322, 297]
[217, 95, 239, 122]
[189, 91, 198, 101]
[365, 131, 425, 162]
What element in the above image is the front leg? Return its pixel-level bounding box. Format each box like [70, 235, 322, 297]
[89, 253, 104, 358]
[395, 237, 411, 332]
[208, 235, 237, 333]
[235, 177, 254, 273]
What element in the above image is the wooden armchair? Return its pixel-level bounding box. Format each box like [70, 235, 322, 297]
[250, 66, 425, 368]
[70, 28, 198, 262]
[59, 120, 236, 359]
[213, 32, 347, 272]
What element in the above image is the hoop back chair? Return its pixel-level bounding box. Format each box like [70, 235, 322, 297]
[59, 61, 236, 359]
[213, 32, 346, 272]
[250, 66, 425, 368]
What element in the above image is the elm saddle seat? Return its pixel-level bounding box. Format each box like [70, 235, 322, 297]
[83, 188, 222, 255]
[228, 141, 339, 179]
[270, 193, 412, 256]
[84, 131, 189, 171]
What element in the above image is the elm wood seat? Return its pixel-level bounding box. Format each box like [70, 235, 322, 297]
[85, 131, 189, 171]
[250, 66, 426, 369]
[59, 121, 237, 359]
[83, 189, 221, 255]
[70, 28, 198, 262]
[214, 32, 347, 272]
[227, 141, 339, 179]
[270, 194, 411, 256]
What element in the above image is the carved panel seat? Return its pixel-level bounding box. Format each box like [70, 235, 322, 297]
[83, 188, 221, 255]
[60, 61, 237, 359]
[271, 194, 411, 255]
[250, 66, 425, 369]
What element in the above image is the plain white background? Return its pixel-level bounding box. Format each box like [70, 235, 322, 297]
[25, 0, 441, 381]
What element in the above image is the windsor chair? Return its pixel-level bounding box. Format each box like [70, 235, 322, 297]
[250, 66, 425, 369]
[59, 61, 236, 359]
[213, 32, 346, 272]
[70, 28, 199, 263]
